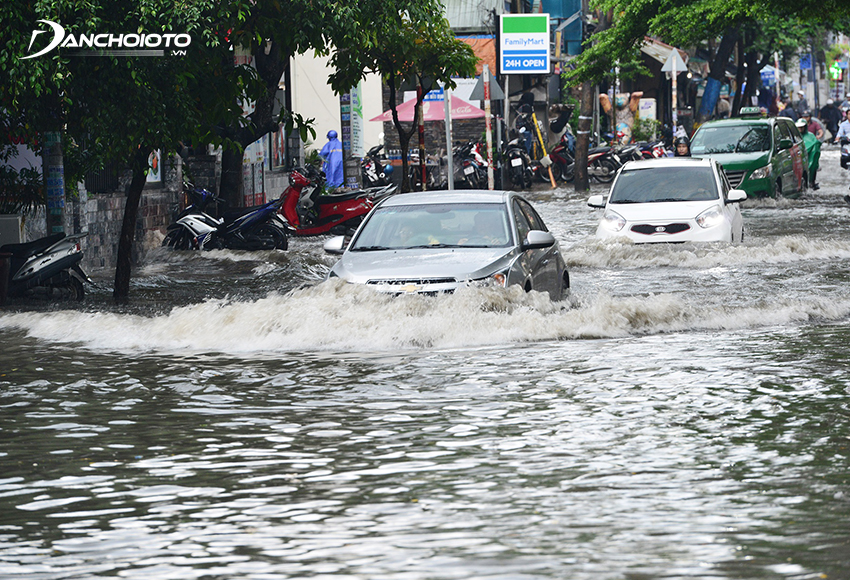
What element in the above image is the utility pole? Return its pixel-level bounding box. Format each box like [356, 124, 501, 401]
[574, 0, 593, 193]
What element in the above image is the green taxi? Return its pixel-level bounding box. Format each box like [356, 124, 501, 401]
[689, 107, 807, 198]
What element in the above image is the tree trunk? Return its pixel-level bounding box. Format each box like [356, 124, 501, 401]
[113, 147, 152, 303]
[697, 26, 739, 123]
[220, 146, 243, 208]
[219, 40, 287, 207]
[575, 79, 593, 193]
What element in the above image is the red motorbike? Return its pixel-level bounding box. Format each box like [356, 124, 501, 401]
[279, 166, 396, 236]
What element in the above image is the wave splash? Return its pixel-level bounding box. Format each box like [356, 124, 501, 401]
[2, 279, 848, 353]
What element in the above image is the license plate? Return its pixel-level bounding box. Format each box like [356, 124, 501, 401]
[464, 166, 475, 175]
[510, 157, 523, 167]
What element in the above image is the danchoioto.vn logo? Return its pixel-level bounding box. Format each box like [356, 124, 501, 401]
[21, 19, 191, 59]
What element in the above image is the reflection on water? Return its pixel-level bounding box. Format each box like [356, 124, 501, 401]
[1, 149, 849, 579]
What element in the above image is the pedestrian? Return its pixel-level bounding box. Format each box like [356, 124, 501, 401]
[674, 136, 690, 157]
[800, 111, 825, 142]
[836, 108, 850, 144]
[819, 99, 842, 143]
[794, 89, 809, 117]
[796, 118, 820, 190]
[320, 129, 344, 188]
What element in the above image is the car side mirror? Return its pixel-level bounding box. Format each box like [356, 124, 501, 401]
[587, 194, 606, 208]
[521, 230, 555, 251]
[323, 235, 346, 254]
[778, 138, 792, 150]
[727, 189, 748, 203]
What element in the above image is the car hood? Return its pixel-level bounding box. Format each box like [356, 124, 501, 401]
[332, 247, 516, 282]
[693, 151, 769, 170]
[607, 200, 719, 221]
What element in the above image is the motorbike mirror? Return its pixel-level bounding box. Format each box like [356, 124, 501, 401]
[323, 235, 347, 255]
[587, 194, 606, 208]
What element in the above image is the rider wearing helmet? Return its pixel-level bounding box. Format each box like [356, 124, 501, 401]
[674, 136, 690, 157]
[320, 129, 344, 187]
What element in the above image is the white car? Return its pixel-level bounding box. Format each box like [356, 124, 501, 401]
[587, 158, 746, 243]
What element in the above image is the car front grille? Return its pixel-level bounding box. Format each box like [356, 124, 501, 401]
[367, 278, 457, 286]
[630, 223, 691, 235]
[724, 169, 746, 188]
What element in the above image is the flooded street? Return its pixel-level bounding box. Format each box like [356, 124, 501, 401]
[1, 148, 849, 579]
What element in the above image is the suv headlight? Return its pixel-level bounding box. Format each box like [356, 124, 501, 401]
[748, 165, 771, 180]
[696, 205, 724, 229]
[601, 209, 626, 232]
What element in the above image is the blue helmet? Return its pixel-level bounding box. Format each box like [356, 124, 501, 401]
[327, 130, 338, 140]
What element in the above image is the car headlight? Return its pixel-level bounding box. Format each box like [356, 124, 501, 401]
[748, 165, 771, 180]
[696, 205, 724, 229]
[471, 272, 508, 288]
[601, 209, 626, 232]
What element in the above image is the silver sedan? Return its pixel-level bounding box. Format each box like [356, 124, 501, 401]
[324, 190, 570, 300]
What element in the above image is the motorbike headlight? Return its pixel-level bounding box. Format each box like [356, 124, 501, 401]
[600, 209, 626, 232]
[696, 205, 724, 229]
[748, 165, 771, 180]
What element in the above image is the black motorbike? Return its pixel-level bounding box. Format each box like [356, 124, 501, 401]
[1, 232, 91, 301]
[163, 183, 288, 251]
[504, 136, 534, 189]
[841, 137, 850, 169]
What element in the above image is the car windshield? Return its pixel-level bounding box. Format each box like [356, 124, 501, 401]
[690, 124, 771, 154]
[350, 203, 512, 250]
[608, 166, 719, 204]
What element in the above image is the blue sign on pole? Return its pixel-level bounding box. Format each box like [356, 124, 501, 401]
[800, 54, 812, 70]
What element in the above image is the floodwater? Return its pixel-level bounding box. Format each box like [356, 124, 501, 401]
[1, 148, 849, 580]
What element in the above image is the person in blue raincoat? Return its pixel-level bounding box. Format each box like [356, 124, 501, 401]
[320, 130, 344, 187]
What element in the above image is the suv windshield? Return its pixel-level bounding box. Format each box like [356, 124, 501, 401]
[691, 124, 771, 154]
[609, 166, 719, 204]
[350, 203, 512, 250]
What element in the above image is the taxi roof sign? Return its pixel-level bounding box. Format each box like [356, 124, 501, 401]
[738, 106, 764, 118]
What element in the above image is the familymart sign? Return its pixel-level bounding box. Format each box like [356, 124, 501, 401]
[500, 14, 550, 74]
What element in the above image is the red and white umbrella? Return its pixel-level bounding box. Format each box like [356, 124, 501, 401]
[369, 96, 485, 122]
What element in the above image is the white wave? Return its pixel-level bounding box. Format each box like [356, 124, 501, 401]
[2, 280, 850, 353]
[564, 235, 850, 269]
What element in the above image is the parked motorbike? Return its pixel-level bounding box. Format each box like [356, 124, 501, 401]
[539, 128, 576, 183]
[453, 140, 486, 189]
[504, 135, 534, 189]
[280, 166, 396, 236]
[1, 232, 91, 301]
[637, 140, 670, 159]
[163, 183, 288, 251]
[362, 144, 393, 187]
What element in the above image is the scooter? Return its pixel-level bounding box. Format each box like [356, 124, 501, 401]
[279, 166, 396, 236]
[539, 129, 576, 182]
[840, 137, 850, 169]
[1, 232, 91, 301]
[163, 184, 288, 251]
[504, 135, 534, 189]
[362, 144, 393, 187]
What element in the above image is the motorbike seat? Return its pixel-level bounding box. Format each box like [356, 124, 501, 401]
[316, 191, 370, 204]
[0, 232, 65, 259]
[588, 146, 610, 155]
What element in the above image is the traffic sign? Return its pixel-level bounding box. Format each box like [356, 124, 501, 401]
[499, 14, 550, 74]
